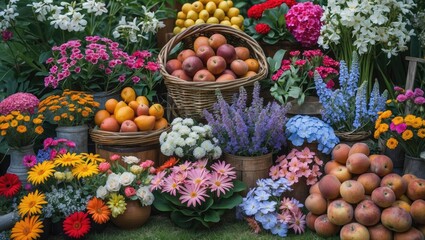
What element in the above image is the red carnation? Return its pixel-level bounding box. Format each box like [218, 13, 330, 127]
[0, 173, 22, 198]
[63, 211, 91, 239]
[255, 23, 271, 35]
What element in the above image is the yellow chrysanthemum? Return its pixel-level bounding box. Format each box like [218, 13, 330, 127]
[10, 120, 18, 127]
[15, 114, 24, 121]
[35, 126, 44, 135]
[402, 130, 413, 141]
[404, 114, 416, 126]
[11, 215, 44, 240]
[11, 111, 20, 116]
[1, 122, 9, 130]
[386, 138, 398, 150]
[418, 128, 425, 138]
[380, 110, 392, 119]
[17, 125, 27, 133]
[391, 116, 404, 125]
[80, 153, 105, 163]
[5, 115, 13, 121]
[374, 117, 382, 129]
[412, 117, 423, 129]
[23, 115, 30, 122]
[378, 123, 389, 133]
[54, 153, 83, 167]
[33, 118, 43, 124]
[107, 193, 127, 218]
[72, 161, 99, 179]
[18, 190, 47, 217]
[27, 161, 55, 185]
[373, 130, 380, 139]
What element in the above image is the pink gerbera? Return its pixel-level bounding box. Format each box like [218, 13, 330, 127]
[150, 171, 166, 191]
[193, 159, 208, 169]
[187, 168, 209, 186]
[288, 210, 306, 234]
[211, 161, 236, 178]
[23, 155, 37, 168]
[277, 210, 293, 223]
[162, 176, 181, 196]
[171, 171, 187, 183]
[209, 172, 234, 197]
[172, 161, 192, 172]
[179, 183, 208, 207]
[280, 197, 299, 213]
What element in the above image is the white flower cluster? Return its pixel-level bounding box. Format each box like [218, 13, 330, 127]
[0, 0, 19, 31]
[318, 0, 415, 58]
[112, 6, 165, 42]
[159, 117, 222, 160]
[27, 0, 107, 32]
[414, 10, 425, 50]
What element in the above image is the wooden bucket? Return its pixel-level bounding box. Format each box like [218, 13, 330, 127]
[223, 152, 273, 194]
[96, 144, 168, 167]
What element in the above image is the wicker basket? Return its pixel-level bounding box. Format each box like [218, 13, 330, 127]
[335, 130, 371, 142]
[159, 24, 268, 119]
[89, 127, 170, 146]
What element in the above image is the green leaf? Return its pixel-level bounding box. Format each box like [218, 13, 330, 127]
[288, 86, 302, 99]
[198, 197, 214, 213]
[232, 180, 247, 193]
[272, 50, 286, 71]
[152, 192, 174, 212]
[278, 14, 286, 26]
[297, 93, 306, 106]
[204, 210, 220, 223]
[170, 211, 193, 229]
[163, 193, 185, 207]
[211, 195, 243, 210]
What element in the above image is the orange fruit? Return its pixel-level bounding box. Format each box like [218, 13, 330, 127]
[128, 100, 139, 112]
[245, 58, 259, 73]
[134, 115, 156, 131]
[148, 104, 164, 120]
[114, 101, 127, 116]
[136, 96, 149, 107]
[115, 106, 135, 124]
[105, 99, 118, 114]
[94, 110, 110, 126]
[154, 118, 168, 130]
[243, 71, 257, 78]
[120, 87, 136, 103]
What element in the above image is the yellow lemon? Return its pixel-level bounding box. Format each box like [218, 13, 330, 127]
[184, 19, 195, 28]
[231, 24, 241, 30]
[173, 26, 181, 35]
[223, 16, 230, 21]
[206, 17, 219, 24]
[200, 0, 209, 4]
[192, 1, 204, 12]
[199, 9, 209, 22]
[230, 16, 243, 26]
[181, 3, 193, 14]
[227, 7, 240, 18]
[211, 0, 221, 5]
[175, 19, 185, 28]
[205, 2, 217, 15]
[177, 11, 186, 20]
[195, 19, 205, 25]
[220, 20, 231, 26]
[186, 10, 199, 21]
[213, 8, 225, 21]
[218, 1, 229, 13]
[227, 0, 233, 8]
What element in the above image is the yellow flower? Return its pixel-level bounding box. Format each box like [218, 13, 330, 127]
[71, 95, 79, 101]
[11, 215, 44, 240]
[53, 116, 61, 122]
[373, 130, 380, 139]
[386, 99, 392, 104]
[5, 114, 13, 121]
[10, 120, 18, 127]
[17, 190, 47, 217]
[77, 108, 82, 113]
[0, 116, 4, 123]
[80, 153, 105, 163]
[48, 105, 61, 111]
[386, 138, 398, 150]
[16, 114, 24, 121]
[23, 115, 30, 122]
[418, 129, 425, 138]
[0, 123, 9, 130]
[69, 115, 75, 121]
[402, 130, 413, 141]
[379, 123, 389, 133]
[107, 193, 127, 218]
[69, 108, 75, 112]
[27, 161, 56, 185]
[38, 107, 46, 113]
[405, 114, 416, 126]
[69, 104, 75, 108]
[375, 117, 382, 129]
[54, 171, 66, 181]
[33, 118, 43, 124]
[92, 101, 100, 108]
[391, 116, 404, 125]
[61, 101, 69, 106]
[1, 130, 6, 136]
[65, 171, 73, 181]
[11, 111, 20, 116]
[72, 162, 99, 179]
[412, 117, 423, 128]
[380, 110, 392, 119]
[81, 110, 89, 117]
[35, 126, 44, 135]
[61, 113, 68, 118]
[54, 153, 83, 167]
[17, 125, 27, 133]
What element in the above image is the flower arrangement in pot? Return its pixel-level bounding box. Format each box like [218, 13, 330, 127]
[151, 158, 246, 229]
[0, 173, 26, 232]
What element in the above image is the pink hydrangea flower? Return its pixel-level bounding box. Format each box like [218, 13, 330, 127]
[0, 92, 39, 115]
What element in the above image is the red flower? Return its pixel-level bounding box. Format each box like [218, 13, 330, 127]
[247, 0, 297, 19]
[0, 173, 22, 198]
[63, 212, 91, 239]
[326, 79, 335, 89]
[255, 23, 271, 35]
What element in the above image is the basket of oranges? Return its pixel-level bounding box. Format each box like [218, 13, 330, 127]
[159, 24, 268, 120]
[89, 87, 170, 146]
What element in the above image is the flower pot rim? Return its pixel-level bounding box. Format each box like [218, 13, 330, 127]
[223, 152, 273, 158]
[56, 124, 89, 131]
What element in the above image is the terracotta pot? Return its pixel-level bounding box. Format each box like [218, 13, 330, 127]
[56, 125, 88, 154]
[7, 144, 34, 185]
[111, 200, 151, 229]
[403, 153, 425, 179]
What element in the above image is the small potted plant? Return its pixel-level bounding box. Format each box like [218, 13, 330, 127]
[0, 173, 26, 231]
[203, 81, 289, 189]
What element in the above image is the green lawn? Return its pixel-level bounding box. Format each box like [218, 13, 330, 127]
[85, 212, 339, 240]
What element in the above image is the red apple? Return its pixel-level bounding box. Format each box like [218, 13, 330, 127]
[330, 166, 352, 183]
[196, 45, 215, 65]
[306, 212, 319, 231]
[327, 199, 354, 226]
[216, 74, 235, 82]
[354, 199, 381, 226]
[207, 56, 227, 75]
[418, 225, 425, 237]
[332, 143, 351, 164]
[230, 59, 248, 77]
[346, 153, 370, 174]
[371, 186, 396, 208]
[120, 120, 138, 132]
[340, 180, 365, 204]
[319, 175, 341, 200]
[182, 56, 204, 77]
[380, 173, 407, 198]
[193, 69, 216, 82]
[325, 160, 343, 175]
[407, 179, 425, 201]
[411, 199, 425, 224]
[171, 69, 192, 81]
[314, 214, 340, 237]
[100, 117, 120, 132]
[216, 43, 236, 64]
[222, 69, 237, 78]
[165, 59, 182, 74]
[381, 206, 412, 233]
[357, 172, 381, 195]
[305, 193, 327, 215]
[208, 33, 227, 50]
[368, 224, 393, 240]
[370, 155, 393, 177]
[235, 46, 250, 60]
[136, 104, 149, 116]
[177, 49, 196, 62]
[394, 227, 424, 240]
[340, 223, 370, 240]
[402, 173, 418, 187]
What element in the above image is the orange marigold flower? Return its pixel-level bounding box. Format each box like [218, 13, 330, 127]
[17, 125, 27, 133]
[401, 130, 413, 141]
[23, 116, 30, 122]
[33, 118, 43, 124]
[81, 110, 89, 117]
[16, 115, 24, 121]
[35, 126, 44, 135]
[61, 113, 68, 118]
[386, 138, 398, 150]
[418, 128, 425, 138]
[53, 116, 61, 122]
[10, 120, 18, 127]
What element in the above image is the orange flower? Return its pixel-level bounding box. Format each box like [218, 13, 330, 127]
[1, 130, 6, 136]
[35, 126, 44, 135]
[81, 110, 89, 117]
[386, 138, 398, 150]
[418, 128, 425, 138]
[16, 115, 24, 121]
[10, 120, 18, 127]
[401, 130, 413, 141]
[86, 197, 111, 224]
[17, 125, 27, 133]
[0, 123, 9, 130]
[23, 116, 30, 122]
[61, 113, 68, 118]
[33, 118, 43, 124]
[53, 116, 61, 122]
[156, 157, 178, 173]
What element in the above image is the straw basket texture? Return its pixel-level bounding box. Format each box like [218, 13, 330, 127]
[89, 126, 170, 146]
[159, 24, 268, 120]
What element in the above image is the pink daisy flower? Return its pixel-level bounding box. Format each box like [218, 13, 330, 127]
[297, 163, 312, 178]
[171, 171, 187, 184]
[193, 159, 208, 169]
[288, 210, 306, 234]
[210, 161, 236, 178]
[150, 171, 166, 191]
[187, 168, 209, 186]
[277, 210, 293, 223]
[269, 165, 280, 180]
[179, 183, 208, 207]
[23, 155, 37, 168]
[209, 172, 234, 197]
[172, 161, 193, 172]
[280, 197, 297, 212]
[162, 175, 181, 196]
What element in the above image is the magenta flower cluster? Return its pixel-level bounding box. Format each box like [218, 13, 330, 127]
[44, 36, 160, 91]
[151, 160, 237, 207]
[0, 92, 39, 115]
[395, 87, 425, 105]
[285, 2, 323, 47]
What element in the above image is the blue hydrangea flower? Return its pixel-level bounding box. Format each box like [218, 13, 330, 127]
[254, 190, 271, 202]
[242, 198, 260, 216]
[259, 201, 277, 214]
[36, 149, 51, 163]
[271, 222, 288, 237]
[260, 213, 277, 230]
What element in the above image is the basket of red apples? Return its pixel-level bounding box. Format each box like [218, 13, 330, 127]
[159, 24, 267, 120]
[305, 142, 425, 240]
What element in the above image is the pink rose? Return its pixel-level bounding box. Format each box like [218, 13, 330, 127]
[110, 154, 120, 161]
[98, 162, 111, 172]
[140, 160, 155, 169]
[59, 148, 67, 155]
[50, 149, 57, 159]
[124, 187, 136, 197]
[149, 167, 156, 174]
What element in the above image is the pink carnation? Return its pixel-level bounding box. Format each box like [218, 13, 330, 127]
[0, 92, 39, 115]
[98, 162, 111, 172]
[124, 186, 136, 197]
[140, 160, 155, 169]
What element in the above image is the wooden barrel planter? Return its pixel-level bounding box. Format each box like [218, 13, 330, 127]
[223, 152, 273, 194]
[96, 144, 167, 167]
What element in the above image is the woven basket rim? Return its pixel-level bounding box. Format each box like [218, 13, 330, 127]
[89, 126, 170, 145]
[335, 130, 371, 141]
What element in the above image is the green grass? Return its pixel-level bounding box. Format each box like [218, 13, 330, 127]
[84, 212, 339, 240]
